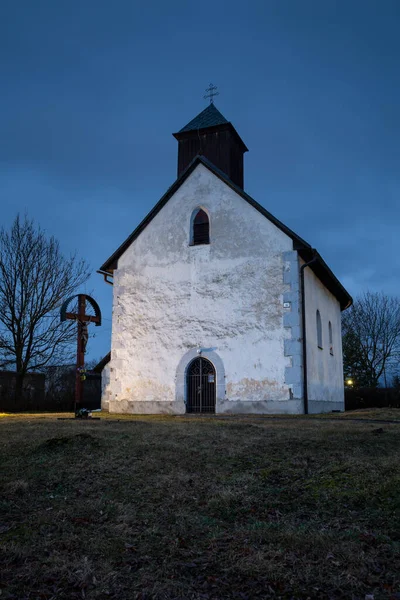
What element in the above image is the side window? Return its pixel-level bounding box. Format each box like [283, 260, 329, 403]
[329, 321, 333, 355]
[316, 310, 323, 349]
[191, 209, 210, 245]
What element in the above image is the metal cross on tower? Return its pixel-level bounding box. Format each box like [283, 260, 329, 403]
[204, 83, 219, 104]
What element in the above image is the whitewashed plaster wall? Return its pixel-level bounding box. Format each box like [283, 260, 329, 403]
[101, 362, 111, 411]
[108, 163, 301, 414]
[303, 263, 345, 412]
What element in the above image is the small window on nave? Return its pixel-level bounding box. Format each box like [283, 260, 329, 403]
[316, 310, 323, 349]
[329, 321, 333, 355]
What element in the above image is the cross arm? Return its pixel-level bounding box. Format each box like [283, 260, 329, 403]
[65, 312, 101, 324]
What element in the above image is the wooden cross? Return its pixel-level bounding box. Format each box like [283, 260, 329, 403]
[204, 83, 219, 104]
[60, 294, 101, 412]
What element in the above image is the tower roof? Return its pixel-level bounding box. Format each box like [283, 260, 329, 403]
[179, 104, 229, 132]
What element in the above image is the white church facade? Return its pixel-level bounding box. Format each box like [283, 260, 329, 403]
[98, 104, 352, 415]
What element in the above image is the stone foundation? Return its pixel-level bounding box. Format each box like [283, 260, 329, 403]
[217, 399, 303, 414]
[308, 399, 344, 414]
[108, 398, 306, 415]
[109, 400, 186, 415]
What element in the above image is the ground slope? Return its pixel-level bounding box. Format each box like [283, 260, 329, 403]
[0, 413, 399, 599]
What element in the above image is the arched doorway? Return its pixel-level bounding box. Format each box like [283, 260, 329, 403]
[186, 357, 216, 413]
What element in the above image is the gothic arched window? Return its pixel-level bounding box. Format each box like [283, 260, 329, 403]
[316, 310, 323, 349]
[191, 209, 210, 245]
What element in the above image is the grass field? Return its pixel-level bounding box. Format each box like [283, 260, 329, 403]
[1, 410, 399, 599]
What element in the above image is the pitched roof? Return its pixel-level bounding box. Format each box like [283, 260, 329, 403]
[93, 352, 111, 373]
[99, 155, 352, 310]
[179, 104, 229, 132]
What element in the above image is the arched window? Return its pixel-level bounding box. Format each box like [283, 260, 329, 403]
[316, 310, 323, 349]
[328, 321, 333, 355]
[191, 209, 210, 246]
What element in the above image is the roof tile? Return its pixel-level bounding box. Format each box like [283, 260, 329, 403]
[179, 104, 228, 132]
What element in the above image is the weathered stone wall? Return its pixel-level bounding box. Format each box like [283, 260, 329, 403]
[303, 263, 345, 412]
[108, 163, 301, 414]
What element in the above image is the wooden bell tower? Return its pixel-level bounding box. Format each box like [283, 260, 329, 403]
[173, 95, 248, 189]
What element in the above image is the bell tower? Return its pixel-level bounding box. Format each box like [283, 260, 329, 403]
[173, 103, 248, 189]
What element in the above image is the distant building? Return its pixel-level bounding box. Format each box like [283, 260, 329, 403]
[0, 371, 45, 412]
[98, 104, 352, 415]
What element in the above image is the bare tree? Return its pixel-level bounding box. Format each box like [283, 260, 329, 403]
[342, 291, 400, 388]
[392, 374, 400, 390]
[0, 214, 90, 399]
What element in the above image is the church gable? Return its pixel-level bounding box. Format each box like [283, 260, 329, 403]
[117, 162, 293, 271]
[100, 155, 308, 273]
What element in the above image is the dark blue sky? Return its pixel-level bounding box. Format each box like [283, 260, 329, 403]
[1, 0, 399, 362]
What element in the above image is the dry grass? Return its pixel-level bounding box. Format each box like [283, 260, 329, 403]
[0, 413, 399, 599]
[336, 408, 400, 421]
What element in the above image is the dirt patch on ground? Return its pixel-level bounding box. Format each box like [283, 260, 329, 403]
[38, 432, 101, 451]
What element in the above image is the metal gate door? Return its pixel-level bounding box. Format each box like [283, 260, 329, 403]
[186, 357, 216, 413]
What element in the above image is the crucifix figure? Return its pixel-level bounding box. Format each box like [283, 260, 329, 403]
[80, 321, 89, 354]
[204, 83, 219, 104]
[60, 294, 102, 412]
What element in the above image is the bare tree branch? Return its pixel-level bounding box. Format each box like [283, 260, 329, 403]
[0, 214, 90, 399]
[342, 291, 400, 387]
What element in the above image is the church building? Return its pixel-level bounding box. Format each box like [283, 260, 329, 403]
[98, 102, 352, 415]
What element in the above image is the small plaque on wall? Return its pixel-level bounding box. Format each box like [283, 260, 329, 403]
[208, 374, 215, 383]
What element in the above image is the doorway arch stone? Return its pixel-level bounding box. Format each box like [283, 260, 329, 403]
[175, 349, 225, 413]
